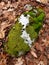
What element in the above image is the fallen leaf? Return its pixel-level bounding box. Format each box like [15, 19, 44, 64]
[36, 0, 48, 3]
[38, 61, 44, 65]
[15, 57, 24, 65]
[30, 48, 37, 58]
[0, 22, 11, 39]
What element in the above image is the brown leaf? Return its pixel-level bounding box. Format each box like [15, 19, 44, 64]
[0, 22, 11, 39]
[15, 57, 24, 65]
[38, 61, 45, 65]
[36, 0, 48, 4]
[30, 48, 37, 58]
[34, 43, 44, 52]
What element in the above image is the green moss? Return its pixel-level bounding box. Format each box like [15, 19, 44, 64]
[26, 26, 38, 40]
[25, 8, 45, 39]
[4, 7, 45, 57]
[5, 22, 30, 57]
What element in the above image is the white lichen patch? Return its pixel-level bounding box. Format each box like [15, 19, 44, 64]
[18, 14, 30, 29]
[21, 30, 33, 47]
[18, 14, 34, 47]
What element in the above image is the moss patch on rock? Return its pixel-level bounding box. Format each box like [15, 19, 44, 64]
[4, 8, 45, 57]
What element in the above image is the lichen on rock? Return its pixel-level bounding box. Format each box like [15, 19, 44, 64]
[4, 6, 45, 57]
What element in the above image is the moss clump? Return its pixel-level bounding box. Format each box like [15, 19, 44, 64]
[5, 22, 30, 57]
[4, 8, 45, 57]
[25, 8, 45, 39]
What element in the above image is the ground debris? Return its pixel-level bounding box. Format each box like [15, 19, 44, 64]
[0, 0, 49, 65]
[0, 22, 11, 39]
[30, 47, 38, 58]
[15, 57, 25, 65]
[36, 0, 48, 4]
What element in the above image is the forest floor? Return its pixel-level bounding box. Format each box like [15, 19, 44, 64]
[0, 0, 49, 65]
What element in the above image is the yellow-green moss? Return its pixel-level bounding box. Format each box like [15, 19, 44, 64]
[4, 8, 45, 57]
[5, 22, 30, 57]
